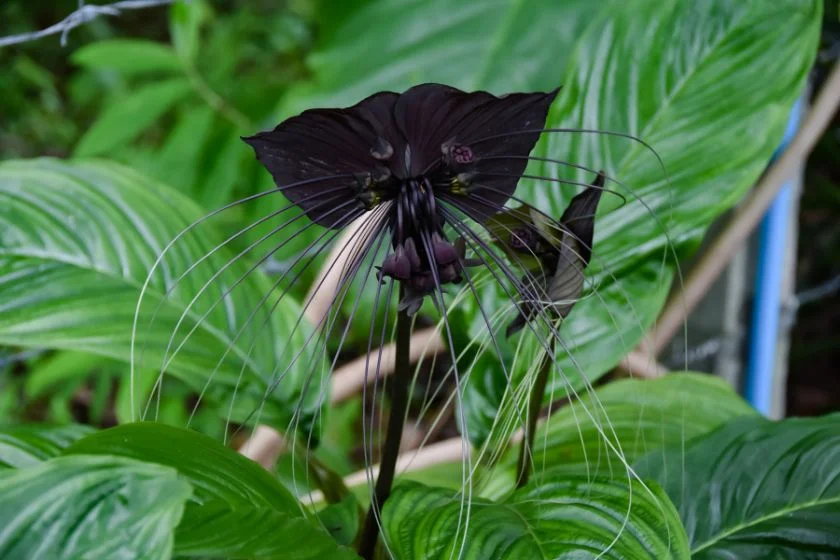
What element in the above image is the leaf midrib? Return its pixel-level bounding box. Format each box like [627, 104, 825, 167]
[615, 3, 752, 172]
[690, 495, 840, 554]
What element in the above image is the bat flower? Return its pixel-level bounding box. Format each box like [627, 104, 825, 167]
[245, 83, 559, 314]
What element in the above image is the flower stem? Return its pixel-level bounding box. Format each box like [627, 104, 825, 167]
[516, 337, 555, 488]
[358, 303, 412, 559]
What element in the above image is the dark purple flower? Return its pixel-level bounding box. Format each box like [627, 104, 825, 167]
[244, 83, 559, 314]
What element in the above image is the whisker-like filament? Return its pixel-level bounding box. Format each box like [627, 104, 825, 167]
[130, 173, 359, 419]
[227, 206, 391, 438]
[439, 204, 621, 478]
[144, 198, 362, 422]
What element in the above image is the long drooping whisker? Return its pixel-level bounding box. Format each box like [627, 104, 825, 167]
[440, 204, 621, 480]
[470, 127, 669, 182]
[408, 275, 498, 433]
[287, 212, 393, 504]
[130, 173, 359, 419]
[145, 199, 361, 421]
[414, 229, 473, 560]
[150, 220, 349, 424]
[361, 279, 395, 558]
[227, 206, 392, 437]
[149, 193, 346, 377]
[291, 209, 392, 449]
[443, 202, 654, 499]
[192, 224, 348, 433]
[132, 188, 350, 381]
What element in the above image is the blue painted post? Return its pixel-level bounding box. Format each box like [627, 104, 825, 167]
[745, 98, 804, 416]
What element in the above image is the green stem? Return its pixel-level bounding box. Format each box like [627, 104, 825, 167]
[184, 66, 253, 130]
[516, 337, 555, 488]
[358, 303, 412, 559]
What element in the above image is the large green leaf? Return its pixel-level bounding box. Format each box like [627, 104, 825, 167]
[481, 373, 756, 498]
[0, 159, 324, 432]
[635, 414, 840, 559]
[0, 423, 95, 469]
[382, 479, 689, 559]
[0, 454, 190, 559]
[529, 0, 820, 275]
[281, 0, 597, 116]
[64, 423, 358, 559]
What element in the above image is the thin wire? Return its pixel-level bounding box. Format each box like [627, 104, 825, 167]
[0, 0, 179, 49]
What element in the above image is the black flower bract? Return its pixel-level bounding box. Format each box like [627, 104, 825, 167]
[244, 83, 559, 314]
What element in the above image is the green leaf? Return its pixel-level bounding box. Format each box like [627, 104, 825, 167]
[75, 78, 192, 157]
[64, 423, 359, 559]
[531, 373, 756, 472]
[281, 0, 599, 115]
[25, 350, 109, 398]
[196, 129, 250, 210]
[71, 39, 183, 76]
[635, 414, 840, 559]
[480, 373, 755, 498]
[0, 454, 190, 559]
[382, 479, 689, 559]
[0, 423, 95, 468]
[316, 493, 362, 547]
[0, 159, 324, 432]
[152, 106, 217, 195]
[529, 0, 821, 275]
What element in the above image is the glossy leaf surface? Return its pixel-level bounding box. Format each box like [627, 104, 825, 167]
[0, 455, 189, 559]
[64, 423, 359, 559]
[0, 159, 323, 432]
[382, 479, 689, 559]
[636, 414, 840, 559]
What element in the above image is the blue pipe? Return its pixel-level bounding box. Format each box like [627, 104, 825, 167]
[745, 97, 804, 416]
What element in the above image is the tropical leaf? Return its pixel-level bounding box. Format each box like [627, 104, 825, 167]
[0, 159, 324, 432]
[479, 373, 756, 498]
[635, 414, 840, 559]
[64, 423, 359, 559]
[0, 454, 190, 560]
[0, 423, 95, 469]
[280, 0, 598, 117]
[382, 479, 689, 559]
[71, 39, 184, 76]
[528, 0, 821, 276]
[75, 78, 192, 157]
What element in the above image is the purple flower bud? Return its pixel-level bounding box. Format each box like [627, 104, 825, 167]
[381, 246, 411, 281]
